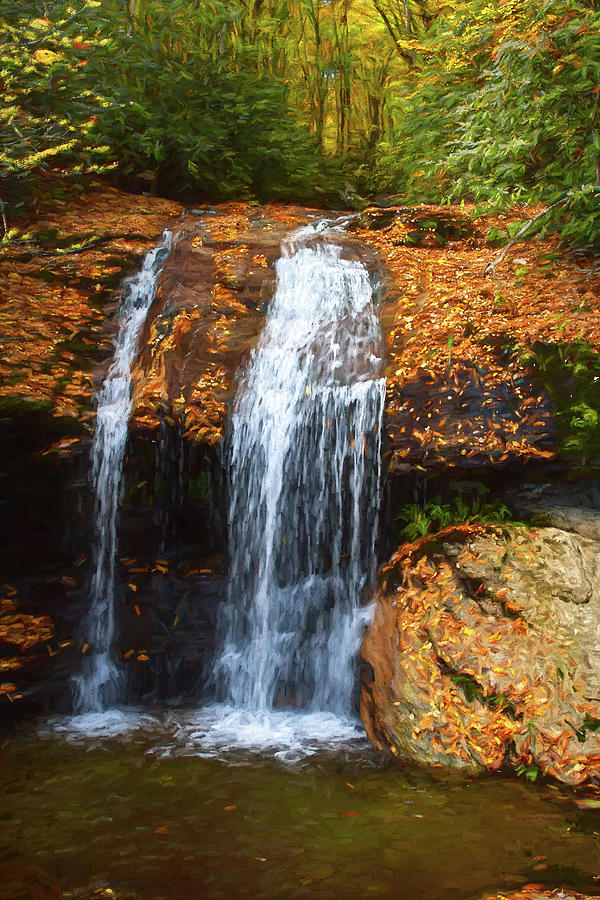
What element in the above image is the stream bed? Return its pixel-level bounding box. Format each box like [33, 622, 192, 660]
[2, 717, 600, 899]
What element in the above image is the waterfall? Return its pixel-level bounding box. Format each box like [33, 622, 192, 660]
[200, 220, 386, 754]
[71, 231, 172, 715]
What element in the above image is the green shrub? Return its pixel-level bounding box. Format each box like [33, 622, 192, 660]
[522, 342, 600, 466]
[0, 0, 326, 215]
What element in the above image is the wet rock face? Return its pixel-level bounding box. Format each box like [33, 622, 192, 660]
[509, 480, 600, 543]
[128, 206, 380, 448]
[384, 364, 556, 474]
[129, 206, 328, 446]
[126, 201, 576, 472]
[361, 524, 600, 783]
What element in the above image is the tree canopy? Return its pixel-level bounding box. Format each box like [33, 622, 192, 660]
[1, 0, 599, 245]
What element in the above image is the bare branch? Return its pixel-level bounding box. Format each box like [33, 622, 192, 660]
[483, 198, 567, 277]
[0, 198, 7, 241]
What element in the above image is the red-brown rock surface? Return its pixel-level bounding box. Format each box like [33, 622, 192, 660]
[129, 204, 315, 445]
[3, 190, 599, 463]
[0, 183, 182, 436]
[128, 205, 383, 445]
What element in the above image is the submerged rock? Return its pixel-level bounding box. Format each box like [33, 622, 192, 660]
[361, 523, 600, 783]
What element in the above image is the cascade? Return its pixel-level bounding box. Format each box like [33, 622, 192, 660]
[202, 220, 386, 752]
[71, 232, 172, 714]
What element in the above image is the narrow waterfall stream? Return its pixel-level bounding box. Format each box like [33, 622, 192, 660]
[196, 220, 386, 757]
[71, 232, 172, 715]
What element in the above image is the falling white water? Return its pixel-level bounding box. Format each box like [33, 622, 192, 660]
[200, 219, 386, 753]
[71, 231, 172, 714]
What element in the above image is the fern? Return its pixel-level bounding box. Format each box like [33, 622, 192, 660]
[395, 493, 517, 542]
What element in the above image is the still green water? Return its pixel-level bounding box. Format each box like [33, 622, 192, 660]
[2, 721, 600, 900]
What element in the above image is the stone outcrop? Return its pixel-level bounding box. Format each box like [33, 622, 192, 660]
[0, 184, 182, 434]
[124, 201, 599, 473]
[129, 207, 286, 445]
[361, 523, 600, 784]
[128, 205, 381, 446]
[4, 193, 596, 469]
[509, 481, 600, 543]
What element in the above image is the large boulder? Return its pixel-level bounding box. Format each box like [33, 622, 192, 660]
[361, 523, 600, 783]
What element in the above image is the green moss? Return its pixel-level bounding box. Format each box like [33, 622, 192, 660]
[188, 471, 211, 502]
[449, 672, 516, 717]
[515, 762, 540, 782]
[0, 394, 52, 415]
[485, 220, 529, 247]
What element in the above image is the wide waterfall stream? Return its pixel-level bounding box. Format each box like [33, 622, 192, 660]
[198, 220, 386, 756]
[64, 218, 386, 758]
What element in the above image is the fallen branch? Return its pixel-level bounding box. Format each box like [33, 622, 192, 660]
[47, 234, 151, 257]
[563, 258, 600, 279]
[483, 197, 567, 277]
[583, 262, 600, 279]
[0, 233, 151, 259]
[385, 522, 486, 570]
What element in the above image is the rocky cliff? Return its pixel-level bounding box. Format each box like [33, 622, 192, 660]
[1, 185, 599, 749]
